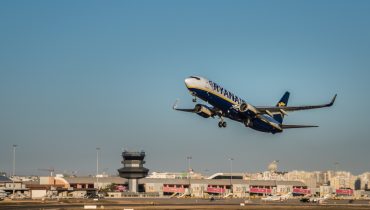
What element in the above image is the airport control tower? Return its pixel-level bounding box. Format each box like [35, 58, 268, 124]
[118, 150, 149, 193]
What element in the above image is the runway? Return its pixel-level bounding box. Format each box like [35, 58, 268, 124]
[1, 198, 370, 210]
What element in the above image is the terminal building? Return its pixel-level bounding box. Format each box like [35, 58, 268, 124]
[2, 171, 370, 199]
[1, 156, 369, 199]
[18, 174, 308, 198]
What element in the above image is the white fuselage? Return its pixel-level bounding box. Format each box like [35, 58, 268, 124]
[184, 76, 282, 132]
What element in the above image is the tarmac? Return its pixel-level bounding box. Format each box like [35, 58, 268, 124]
[1, 198, 370, 210]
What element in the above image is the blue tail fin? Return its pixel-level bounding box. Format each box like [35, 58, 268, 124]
[273, 91, 290, 123]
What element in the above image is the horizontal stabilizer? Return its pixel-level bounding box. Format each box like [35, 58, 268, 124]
[281, 124, 319, 129]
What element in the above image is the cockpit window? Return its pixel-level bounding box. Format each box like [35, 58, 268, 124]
[190, 76, 201, 80]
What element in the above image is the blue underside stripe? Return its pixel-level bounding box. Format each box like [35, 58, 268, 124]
[188, 88, 280, 133]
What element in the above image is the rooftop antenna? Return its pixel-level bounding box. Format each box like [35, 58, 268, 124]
[38, 168, 55, 177]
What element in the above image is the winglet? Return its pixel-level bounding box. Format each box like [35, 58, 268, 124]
[329, 94, 337, 106]
[173, 99, 180, 110]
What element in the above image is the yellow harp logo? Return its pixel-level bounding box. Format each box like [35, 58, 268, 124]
[278, 102, 286, 107]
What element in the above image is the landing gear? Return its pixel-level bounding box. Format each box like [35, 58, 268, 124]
[218, 121, 227, 128]
[244, 118, 253, 127]
[191, 92, 197, 102]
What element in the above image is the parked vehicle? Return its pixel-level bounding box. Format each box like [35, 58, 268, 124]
[0, 190, 7, 201]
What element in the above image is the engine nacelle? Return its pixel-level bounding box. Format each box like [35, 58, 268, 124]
[194, 104, 213, 118]
[239, 103, 258, 115]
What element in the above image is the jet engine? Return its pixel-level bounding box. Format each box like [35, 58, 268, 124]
[194, 104, 213, 118]
[239, 102, 258, 115]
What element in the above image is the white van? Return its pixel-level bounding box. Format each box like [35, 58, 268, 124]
[0, 190, 7, 201]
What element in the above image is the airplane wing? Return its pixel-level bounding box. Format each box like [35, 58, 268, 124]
[256, 94, 337, 113]
[172, 99, 217, 118]
[281, 124, 318, 129]
[173, 107, 197, 112]
[172, 99, 197, 112]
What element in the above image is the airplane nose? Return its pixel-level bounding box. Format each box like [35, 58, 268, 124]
[184, 78, 192, 88]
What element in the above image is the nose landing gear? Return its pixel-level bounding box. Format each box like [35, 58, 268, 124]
[191, 92, 197, 103]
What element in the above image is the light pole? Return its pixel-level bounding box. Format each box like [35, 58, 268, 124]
[186, 156, 192, 173]
[96, 147, 100, 193]
[229, 158, 234, 193]
[186, 156, 192, 195]
[12, 144, 17, 199]
[12, 145, 17, 177]
[248, 175, 252, 201]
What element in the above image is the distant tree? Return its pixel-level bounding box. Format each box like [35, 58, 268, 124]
[100, 183, 117, 194]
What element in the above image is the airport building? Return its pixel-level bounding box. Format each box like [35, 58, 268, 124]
[16, 174, 308, 198]
[0, 155, 368, 199]
[118, 150, 149, 193]
[358, 172, 370, 190]
[1, 170, 370, 199]
[0, 175, 28, 198]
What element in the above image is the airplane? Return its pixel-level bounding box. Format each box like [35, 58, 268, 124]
[173, 76, 336, 134]
[309, 193, 332, 203]
[261, 192, 292, 201]
[300, 193, 332, 203]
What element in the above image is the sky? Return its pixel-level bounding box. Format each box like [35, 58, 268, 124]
[0, 0, 369, 177]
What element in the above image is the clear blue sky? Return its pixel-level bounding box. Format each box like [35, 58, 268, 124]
[1, 0, 369, 176]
